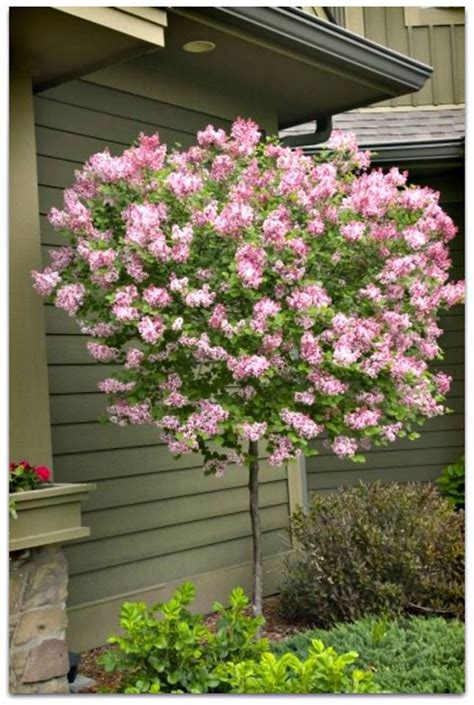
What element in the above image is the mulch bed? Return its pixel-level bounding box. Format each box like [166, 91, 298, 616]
[77, 595, 299, 693]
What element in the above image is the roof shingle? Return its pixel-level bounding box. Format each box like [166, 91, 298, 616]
[280, 108, 465, 145]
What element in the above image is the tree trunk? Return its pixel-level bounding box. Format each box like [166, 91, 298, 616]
[248, 440, 263, 616]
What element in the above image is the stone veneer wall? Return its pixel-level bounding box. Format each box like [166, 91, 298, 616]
[9, 545, 70, 694]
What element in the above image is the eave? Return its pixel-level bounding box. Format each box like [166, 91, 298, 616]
[191, 6, 432, 129]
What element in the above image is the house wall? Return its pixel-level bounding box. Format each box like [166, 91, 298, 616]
[325, 6, 465, 109]
[306, 168, 464, 496]
[33, 58, 294, 651]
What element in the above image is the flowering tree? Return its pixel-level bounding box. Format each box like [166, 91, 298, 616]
[32, 119, 464, 613]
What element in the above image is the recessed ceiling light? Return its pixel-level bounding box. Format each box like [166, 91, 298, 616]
[182, 40, 216, 54]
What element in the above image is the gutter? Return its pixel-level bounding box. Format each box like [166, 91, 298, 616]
[200, 6, 433, 131]
[282, 116, 333, 148]
[303, 137, 465, 164]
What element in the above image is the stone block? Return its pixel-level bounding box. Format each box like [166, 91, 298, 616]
[9, 572, 24, 614]
[22, 638, 69, 683]
[13, 606, 67, 646]
[23, 563, 68, 609]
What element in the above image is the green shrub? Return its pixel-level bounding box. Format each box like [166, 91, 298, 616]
[437, 456, 465, 509]
[99, 582, 267, 693]
[274, 616, 465, 694]
[216, 639, 380, 694]
[99, 582, 379, 694]
[280, 481, 464, 627]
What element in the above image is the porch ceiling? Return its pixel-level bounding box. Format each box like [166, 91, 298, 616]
[159, 7, 432, 129]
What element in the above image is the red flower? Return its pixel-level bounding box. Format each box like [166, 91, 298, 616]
[34, 466, 51, 482]
[18, 460, 32, 470]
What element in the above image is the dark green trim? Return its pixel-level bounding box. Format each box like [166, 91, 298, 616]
[282, 116, 333, 148]
[304, 137, 464, 172]
[199, 7, 432, 129]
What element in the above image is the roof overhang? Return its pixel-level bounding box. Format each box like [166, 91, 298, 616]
[168, 6, 432, 129]
[10, 7, 167, 92]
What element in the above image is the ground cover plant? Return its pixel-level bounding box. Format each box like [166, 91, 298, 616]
[280, 481, 464, 626]
[32, 118, 464, 612]
[273, 615, 465, 694]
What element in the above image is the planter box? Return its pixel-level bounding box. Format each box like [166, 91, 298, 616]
[9, 483, 96, 552]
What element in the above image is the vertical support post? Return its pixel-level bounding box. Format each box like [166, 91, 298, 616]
[287, 453, 307, 518]
[9, 70, 53, 467]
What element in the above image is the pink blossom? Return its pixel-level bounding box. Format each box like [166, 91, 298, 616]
[280, 409, 322, 439]
[404, 227, 428, 249]
[112, 304, 140, 322]
[287, 284, 331, 311]
[341, 221, 365, 242]
[300, 331, 323, 366]
[197, 124, 227, 148]
[332, 436, 358, 458]
[166, 170, 203, 198]
[344, 407, 381, 430]
[215, 200, 254, 237]
[31, 268, 61, 296]
[294, 391, 315, 405]
[268, 434, 300, 466]
[211, 154, 234, 181]
[227, 117, 261, 157]
[108, 399, 152, 425]
[185, 285, 215, 308]
[433, 371, 452, 395]
[138, 315, 165, 344]
[125, 348, 145, 369]
[98, 379, 136, 393]
[239, 422, 267, 441]
[163, 392, 189, 408]
[143, 286, 171, 308]
[236, 244, 266, 289]
[227, 355, 270, 380]
[381, 422, 403, 442]
[187, 400, 229, 436]
[55, 283, 86, 316]
[87, 342, 119, 362]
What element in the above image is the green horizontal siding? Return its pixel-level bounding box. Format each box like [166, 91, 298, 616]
[68, 530, 287, 606]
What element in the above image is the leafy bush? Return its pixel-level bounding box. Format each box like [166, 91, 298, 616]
[280, 481, 464, 626]
[216, 639, 380, 694]
[99, 582, 379, 694]
[274, 616, 465, 694]
[437, 456, 465, 509]
[99, 582, 267, 693]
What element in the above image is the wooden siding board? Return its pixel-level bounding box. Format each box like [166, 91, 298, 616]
[308, 463, 459, 492]
[385, 7, 412, 107]
[39, 79, 231, 133]
[53, 444, 285, 483]
[67, 530, 287, 605]
[48, 364, 122, 394]
[66, 504, 289, 574]
[453, 26, 465, 103]
[432, 26, 454, 105]
[411, 27, 434, 106]
[82, 481, 289, 540]
[70, 464, 287, 512]
[35, 97, 198, 148]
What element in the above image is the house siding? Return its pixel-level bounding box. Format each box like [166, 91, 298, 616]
[34, 68, 290, 650]
[327, 6, 465, 109]
[307, 169, 464, 495]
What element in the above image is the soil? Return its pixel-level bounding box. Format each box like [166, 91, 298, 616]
[76, 595, 299, 693]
